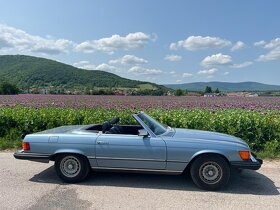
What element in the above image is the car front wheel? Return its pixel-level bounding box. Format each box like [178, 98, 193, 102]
[190, 154, 230, 191]
[55, 154, 90, 183]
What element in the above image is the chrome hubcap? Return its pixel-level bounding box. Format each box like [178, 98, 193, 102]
[60, 156, 81, 178]
[199, 162, 223, 184]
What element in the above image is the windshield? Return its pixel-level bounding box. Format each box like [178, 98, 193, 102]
[137, 113, 167, 135]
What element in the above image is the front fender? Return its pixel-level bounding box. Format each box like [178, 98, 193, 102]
[190, 150, 229, 162]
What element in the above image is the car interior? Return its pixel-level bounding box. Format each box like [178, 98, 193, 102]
[86, 117, 143, 135]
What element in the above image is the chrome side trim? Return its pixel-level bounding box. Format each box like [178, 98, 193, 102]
[95, 157, 166, 162]
[167, 160, 188, 163]
[91, 166, 182, 174]
[88, 156, 187, 164]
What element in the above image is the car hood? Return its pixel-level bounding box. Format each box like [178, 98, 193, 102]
[171, 128, 248, 147]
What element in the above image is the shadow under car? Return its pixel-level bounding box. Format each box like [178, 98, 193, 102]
[29, 166, 279, 195]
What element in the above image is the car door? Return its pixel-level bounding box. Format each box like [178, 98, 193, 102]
[95, 133, 167, 170]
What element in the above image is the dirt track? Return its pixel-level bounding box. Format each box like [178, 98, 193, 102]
[0, 152, 279, 210]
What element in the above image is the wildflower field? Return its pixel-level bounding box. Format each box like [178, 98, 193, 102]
[0, 94, 279, 157]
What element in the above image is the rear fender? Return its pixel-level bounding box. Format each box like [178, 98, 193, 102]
[50, 149, 87, 161]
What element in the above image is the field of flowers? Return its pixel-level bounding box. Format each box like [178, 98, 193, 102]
[0, 94, 279, 157]
[0, 94, 280, 110]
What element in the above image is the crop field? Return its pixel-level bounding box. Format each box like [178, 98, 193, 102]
[0, 94, 279, 157]
[0, 94, 280, 109]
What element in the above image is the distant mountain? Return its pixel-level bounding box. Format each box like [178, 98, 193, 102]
[165, 82, 280, 91]
[0, 55, 167, 92]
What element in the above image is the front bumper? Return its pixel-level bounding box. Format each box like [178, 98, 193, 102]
[14, 150, 50, 163]
[230, 153, 263, 170]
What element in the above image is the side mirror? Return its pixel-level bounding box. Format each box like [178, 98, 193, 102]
[138, 129, 148, 137]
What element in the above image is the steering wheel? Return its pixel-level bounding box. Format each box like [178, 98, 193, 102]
[110, 117, 120, 125]
[102, 117, 120, 133]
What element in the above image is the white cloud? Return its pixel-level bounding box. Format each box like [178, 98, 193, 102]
[0, 24, 73, 54]
[256, 38, 280, 61]
[201, 53, 232, 67]
[182, 73, 193, 78]
[169, 43, 177, 50]
[109, 54, 147, 65]
[257, 47, 280, 61]
[75, 32, 151, 54]
[170, 36, 231, 51]
[202, 54, 252, 68]
[232, 61, 253, 68]
[164, 54, 182, 61]
[254, 40, 266, 46]
[128, 66, 162, 75]
[231, 41, 246, 51]
[95, 63, 117, 72]
[197, 68, 218, 75]
[73, 61, 96, 70]
[263, 38, 280, 49]
[73, 61, 118, 72]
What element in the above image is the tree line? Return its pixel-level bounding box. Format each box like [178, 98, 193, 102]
[0, 82, 221, 96]
[174, 86, 220, 96]
[0, 82, 20, 95]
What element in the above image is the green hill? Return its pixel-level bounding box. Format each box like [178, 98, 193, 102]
[165, 81, 280, 92]
[0, 55, 167, 93]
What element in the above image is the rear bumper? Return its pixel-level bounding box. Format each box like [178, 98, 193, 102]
[230, 153, 263, 170]
[14, 150, 50, 163]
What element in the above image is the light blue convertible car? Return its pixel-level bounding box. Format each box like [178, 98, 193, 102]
[14, 112, 262, 190]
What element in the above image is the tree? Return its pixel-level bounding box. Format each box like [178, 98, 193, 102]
[0, 82, 20, 95]
[214, 88, 220, 93]
[174, 88, 185, 96]
[204, 86, 212, 93]
[85, 87, 91, 95]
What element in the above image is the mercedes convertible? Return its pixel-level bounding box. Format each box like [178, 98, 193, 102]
[14, 111, 262, 190]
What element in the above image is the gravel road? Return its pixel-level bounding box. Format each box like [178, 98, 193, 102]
[0, 152, 279, 210]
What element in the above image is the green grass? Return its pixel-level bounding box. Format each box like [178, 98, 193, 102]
[138, 84, 156, 90]
[0, 107, 279, 158]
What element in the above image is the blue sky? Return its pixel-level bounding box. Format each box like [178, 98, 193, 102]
[0, 0, 280, 85]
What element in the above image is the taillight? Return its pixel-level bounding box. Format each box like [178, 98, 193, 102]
[239, 151, 250, 160]
[22, 142, 30, 151]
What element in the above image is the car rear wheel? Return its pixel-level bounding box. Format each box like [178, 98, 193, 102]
[55, 154, 90, 183]
[190, 154, 230, 191]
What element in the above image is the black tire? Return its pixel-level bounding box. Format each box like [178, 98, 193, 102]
[55, 154, 90, 183]
[190, 154, 230, 191]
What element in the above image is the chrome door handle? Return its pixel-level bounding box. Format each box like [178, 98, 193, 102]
[97, 141, 109, 145]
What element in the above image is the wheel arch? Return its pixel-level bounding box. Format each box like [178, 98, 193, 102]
[183, 150, 230, 173]
[50, 149, 88, 161]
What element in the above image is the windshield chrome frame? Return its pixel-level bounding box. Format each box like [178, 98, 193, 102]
[133, 112, 170, 137]
[133, 114, 156, 137]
